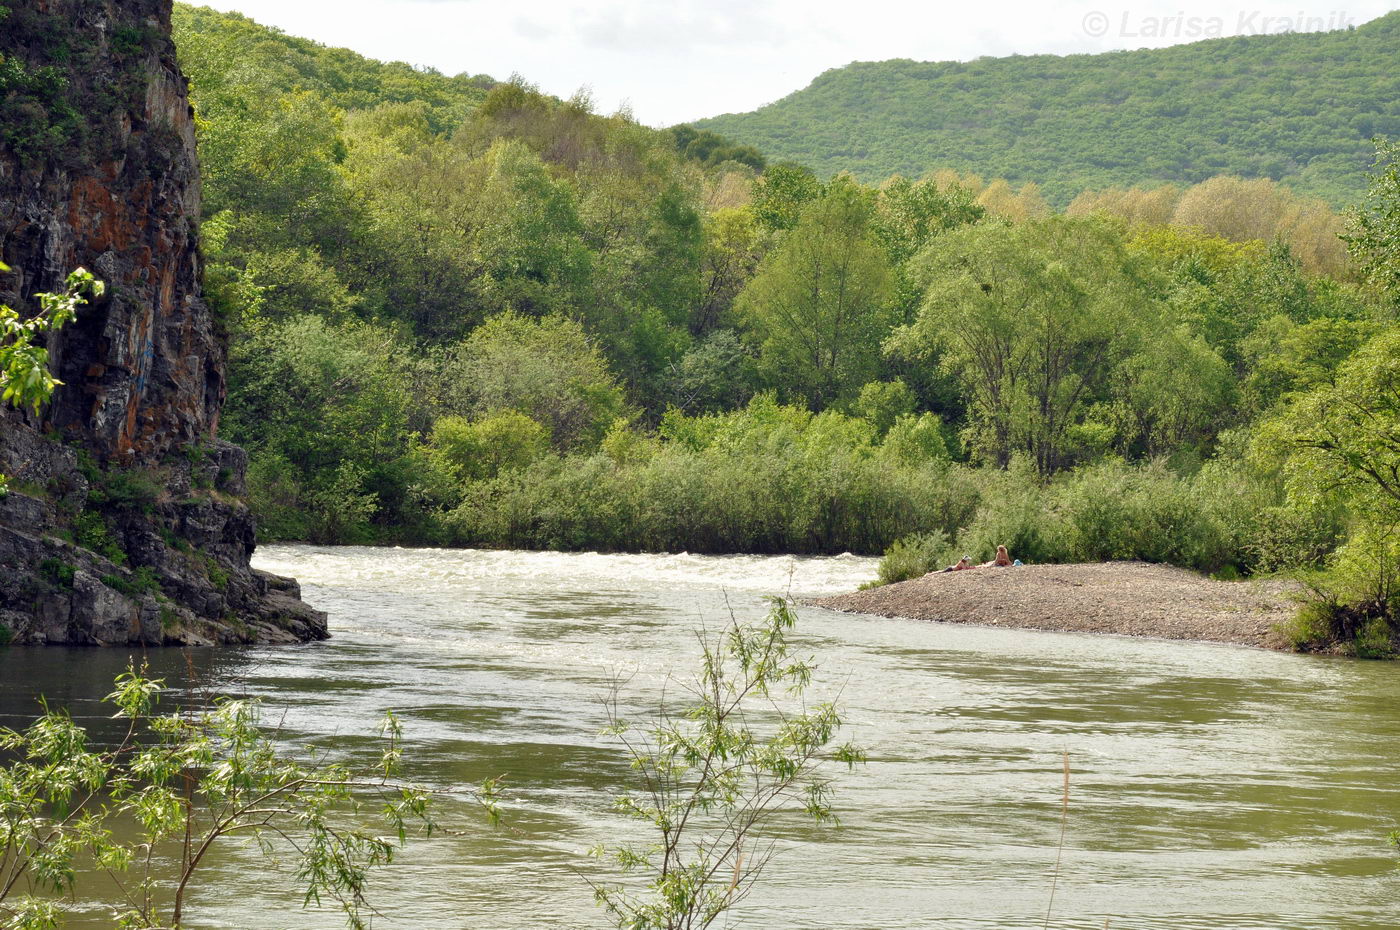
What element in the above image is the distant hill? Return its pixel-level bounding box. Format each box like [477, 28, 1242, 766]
[173, 5, 498, 133]
[697, 13, 1400, 207]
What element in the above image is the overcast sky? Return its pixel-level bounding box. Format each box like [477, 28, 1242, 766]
[198, 0, 1398, 127]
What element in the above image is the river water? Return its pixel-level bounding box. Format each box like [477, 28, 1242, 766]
[1, 544, 1398, 929]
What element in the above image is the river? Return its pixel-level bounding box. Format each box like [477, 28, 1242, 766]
[1, 544, 1397, 929]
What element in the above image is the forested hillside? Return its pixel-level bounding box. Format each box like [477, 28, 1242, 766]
[170, 5, 1400, 655]
[697, 12, 1400, 207]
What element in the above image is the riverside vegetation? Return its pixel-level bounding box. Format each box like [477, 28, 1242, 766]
[158, 7, 1400, 655]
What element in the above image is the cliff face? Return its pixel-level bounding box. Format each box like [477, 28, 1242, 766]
[0, 0, 325, 645]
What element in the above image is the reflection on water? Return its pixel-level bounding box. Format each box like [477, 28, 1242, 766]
[2, 544, 1398, 929]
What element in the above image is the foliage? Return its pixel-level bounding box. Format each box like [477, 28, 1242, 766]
[664, 330, 760, 414]
[0, 666, 493, 929]
[874, 530, 954, 586]
[0, 267, 102, 413]
[590, 599, 863, 930]
[168, 6, 1400, 656]
[1261, 329, 1400, 525]
[445, 312, 630, 450]
[892, 217, 1156, 472]
[872, 457, 1311, 582]
[173, 5, 492, 133]
[850, 379, 915, 437]
[100, 566, 161, 598]
[71, 511, 126, 565]
[1344, 137, 1400, 310]
[425, 411, 550, 483]
[449, 396, 978, 555]
[223, 316, 417, 543]
[697, 14, 1400, 206]
[1284, 524, 1400, 652]
[670, 124, 765, 172]
[737, 178, 894, 408]
[37, 558, 75, 590]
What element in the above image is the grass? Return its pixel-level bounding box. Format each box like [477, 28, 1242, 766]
[100, 566, 161, 598]
[39, 558, 76, 590]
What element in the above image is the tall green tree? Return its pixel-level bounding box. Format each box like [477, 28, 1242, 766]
[737, 178, 893, 409]
[442, 312, 630, 450]
[891, 216, 1151, 472]
[1344, 137, 1400, 312]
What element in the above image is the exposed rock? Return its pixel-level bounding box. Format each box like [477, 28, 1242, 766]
[0, 0, 324, 645]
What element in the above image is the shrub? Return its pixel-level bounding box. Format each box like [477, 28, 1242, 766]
[72, 511, 126, 564]
[428, 410, 549, 482]
[1282, 525, 1400, 653]
[1245, 504, 1346, 573]
[954, 461, 1070, 565]
[38, 558, 75, 590]
[851, 379, 916, 436]
[1278, 590, 1339, 652]
[87, 468, 160, 512]
[875, 530, 953, 586]
[1354, 617, 1396, 660]
[879, 412, 950, 465]
[100, 566, 160, 598]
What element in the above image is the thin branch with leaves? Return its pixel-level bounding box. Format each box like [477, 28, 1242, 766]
[588, 597, 865, 930]
[0, 663, 499, 930]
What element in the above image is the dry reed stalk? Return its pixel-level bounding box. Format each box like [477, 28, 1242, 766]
[1043, 752, 1070, 929]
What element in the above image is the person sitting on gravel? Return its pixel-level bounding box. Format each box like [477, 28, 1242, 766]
[981, 545, 1013, 568]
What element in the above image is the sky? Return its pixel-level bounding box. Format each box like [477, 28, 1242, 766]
[199, 0, 1398, 127]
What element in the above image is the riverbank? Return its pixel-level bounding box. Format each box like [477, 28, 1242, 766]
[810, 561, 1301, 649]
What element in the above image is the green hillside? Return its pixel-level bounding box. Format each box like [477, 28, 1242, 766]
[172, 5, 497, 130]
[697, 13, 1400, 206]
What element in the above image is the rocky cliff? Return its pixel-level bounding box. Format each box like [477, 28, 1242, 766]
[0, 0, 325, 645]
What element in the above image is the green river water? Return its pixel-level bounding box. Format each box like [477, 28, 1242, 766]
[1, 544, 1397, 929]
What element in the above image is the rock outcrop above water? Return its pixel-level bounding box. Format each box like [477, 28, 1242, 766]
[0, 0, 325, 645]
[811, 562, 1299, 649]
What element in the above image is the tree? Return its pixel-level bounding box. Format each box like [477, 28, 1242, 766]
[426, 410, 550, 482]
[850, 379, 916, 437]
[0, 266, 102, 498]
[0, 267, 101, 414]
[1170, 176, 1347, 277]
[1263, 329, 1400, 524]
[0, 665, 493, 929]
[872, 175, 984, 266]
[890, 216, 1149, 472]
[1067, 185, 1181, 227]
[736, 178, 894, 409]
[975, 179, 1050, 222]
[446, 312, 630, 450]
[1344, 137, 1400, 311]
[749, 163, 821, 233]
[223, 315, 418, 542]
[1103, 322, 1234, 458]
[693, 207, 765, 336]
[590, 599, 863, 930]
[664, 331, 759, 414]
[1259, 330, 1400, 644]
[873, 176, 985, 324]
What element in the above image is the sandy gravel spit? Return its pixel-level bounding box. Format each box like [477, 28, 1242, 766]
[808, 562, 1301, 649]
